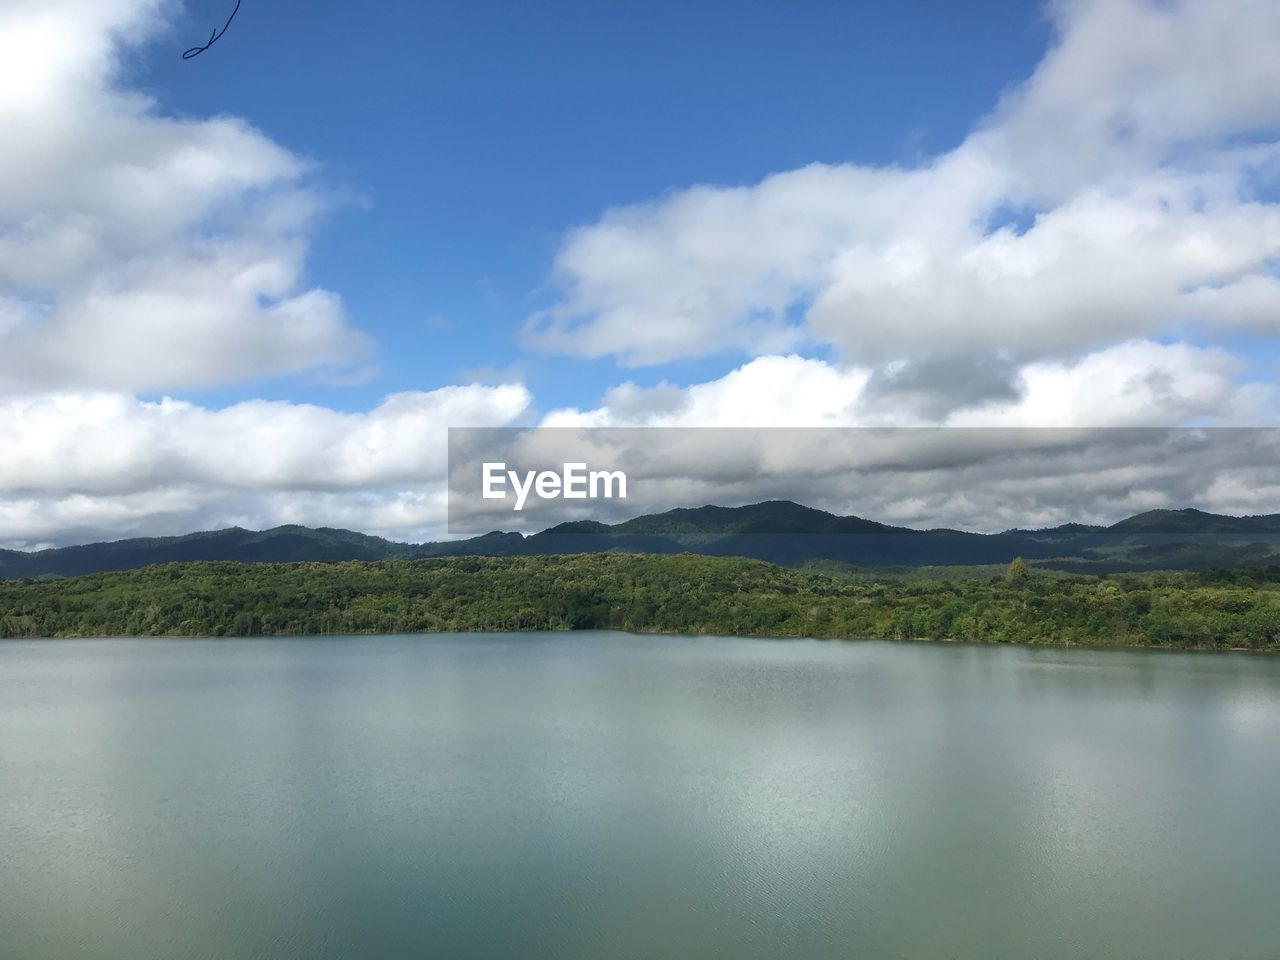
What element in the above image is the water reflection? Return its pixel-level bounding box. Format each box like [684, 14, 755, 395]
[2, 635, 1279, 959]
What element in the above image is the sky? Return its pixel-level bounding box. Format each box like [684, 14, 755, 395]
[2, 0, 1280, 547]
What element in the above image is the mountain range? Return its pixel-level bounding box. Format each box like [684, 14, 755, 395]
[3, 501, 1280, 579]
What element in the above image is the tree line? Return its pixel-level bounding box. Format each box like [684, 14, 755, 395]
[2, 554, 1279, 650]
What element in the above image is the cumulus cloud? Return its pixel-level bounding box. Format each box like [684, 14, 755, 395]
[542, 341, 1260, 429]
[948, 340, 1265, 427]
[431, 341, 1271, 535]
[0, 0, 541, 546]
[449, 418, 1280, 536]
[0, 0, 448, 545]
[525, 0, 1280, 386]
[4, 0, 1279, 546]
[983, 0, 1280, 196]
[0, 383, 532, 546]
[0, 0, 371, 392]
[543, 355, 873, 428]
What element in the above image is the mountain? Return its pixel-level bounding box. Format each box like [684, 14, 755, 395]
[3, 501, 1279, 579]
[0, 526, 418, 579]
[516, 501, 1040, 566]
[1107, 508, 1280, 535]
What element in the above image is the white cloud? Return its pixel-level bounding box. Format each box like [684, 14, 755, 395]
[544, 341, 1260, 429]
[984, 0, 1280, 198]
[3, 383, 532, 493]
[443, 342, 1276, 536]
[0, 0, 371, 393]
[4, 0, 1279, 547]
[949, 340, 1261, 427]
[0, 383, 531, 546]
[0, 343, 1265, 545]
[542, 355, 873, 428]
[525, 0, 1280, 382]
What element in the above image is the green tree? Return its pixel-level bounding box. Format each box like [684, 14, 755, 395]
[1006, 557, 1029, 583]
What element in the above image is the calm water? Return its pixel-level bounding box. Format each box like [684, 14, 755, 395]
[2, 634, 1280, 960]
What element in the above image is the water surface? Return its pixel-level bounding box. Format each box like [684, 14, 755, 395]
[3, 633, 1279, 959]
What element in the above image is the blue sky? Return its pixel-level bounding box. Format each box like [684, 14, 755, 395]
[139, 0, 1050, 412]
[2, 0, 1279, 545]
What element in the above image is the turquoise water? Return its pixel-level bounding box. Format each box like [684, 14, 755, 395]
[2, 633, 1279, 959]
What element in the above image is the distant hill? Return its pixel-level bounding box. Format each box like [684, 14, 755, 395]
[515, 501, 1041, 567]
[1107, 508, 1280, 535]
[0, 526, 418, 579]
[3, 500, 1279, 579]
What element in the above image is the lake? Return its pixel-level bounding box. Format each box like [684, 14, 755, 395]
[2, 633, 1279, 959]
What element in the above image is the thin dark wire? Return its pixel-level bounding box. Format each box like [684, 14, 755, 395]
[182, 0, 242, 59]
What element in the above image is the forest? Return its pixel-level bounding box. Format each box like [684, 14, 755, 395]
[3, 553, 1280, 649]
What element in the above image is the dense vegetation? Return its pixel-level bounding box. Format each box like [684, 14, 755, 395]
[3, 554, 1280, 650]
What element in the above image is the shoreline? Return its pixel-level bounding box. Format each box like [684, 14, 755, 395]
[5, 554, 1278, 653]
[5, 627, 1275, 655]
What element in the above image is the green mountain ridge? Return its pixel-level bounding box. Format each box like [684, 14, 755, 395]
[3, 500, 1279, 579]
[1107, 508, 1280, 534]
